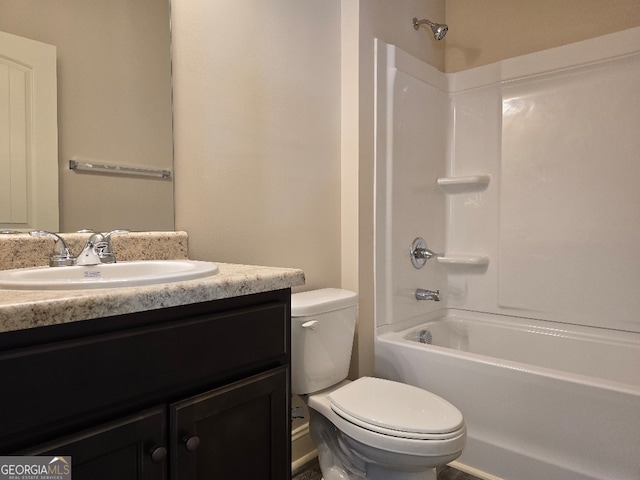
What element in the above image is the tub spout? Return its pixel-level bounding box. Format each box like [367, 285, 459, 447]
[415, 288, 440, 302]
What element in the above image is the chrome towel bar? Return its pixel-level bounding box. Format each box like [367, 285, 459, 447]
[69, 160, 171, 179]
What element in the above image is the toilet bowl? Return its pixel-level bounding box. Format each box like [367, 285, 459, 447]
[291, 289, 466, 480]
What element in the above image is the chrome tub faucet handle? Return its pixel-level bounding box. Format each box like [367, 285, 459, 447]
[410, 237, 442, 269]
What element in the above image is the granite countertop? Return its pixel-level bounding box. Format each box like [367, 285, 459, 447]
[0, 263, 305, 334]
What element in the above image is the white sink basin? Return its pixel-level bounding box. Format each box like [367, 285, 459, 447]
[0, 260, 219, 290]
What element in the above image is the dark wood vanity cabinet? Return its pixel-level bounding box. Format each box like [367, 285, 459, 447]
[0, 289, 292, 480]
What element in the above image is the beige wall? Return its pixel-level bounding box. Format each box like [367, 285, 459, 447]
[445, 0, 640, 72]
[172, 1, 342, 289]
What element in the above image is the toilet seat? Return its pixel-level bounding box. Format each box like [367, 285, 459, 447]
[329, 377, 464, 440]
[308, 379, 466, 458]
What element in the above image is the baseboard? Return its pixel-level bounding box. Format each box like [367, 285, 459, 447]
[291, 423, 317, 473]
[449, 460, 504, 480]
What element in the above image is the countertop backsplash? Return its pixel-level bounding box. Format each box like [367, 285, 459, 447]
[0, 231, 189, 271]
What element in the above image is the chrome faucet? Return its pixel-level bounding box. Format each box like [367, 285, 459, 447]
[77, 230, 129, 266]
[415, 288, 440, 302]
[29, 231, 76, 267]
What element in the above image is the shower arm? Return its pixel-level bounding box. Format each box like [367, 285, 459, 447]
[413, 18, 435, 30]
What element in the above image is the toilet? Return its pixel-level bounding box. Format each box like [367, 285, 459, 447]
[291, 288, 466, 480]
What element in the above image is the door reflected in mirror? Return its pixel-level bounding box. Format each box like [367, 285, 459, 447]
[0, 31, 58, 231]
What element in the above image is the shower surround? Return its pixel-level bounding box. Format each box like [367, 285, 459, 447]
[373, 27, 640, 480]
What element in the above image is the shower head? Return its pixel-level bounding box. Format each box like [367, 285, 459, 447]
[413, 17, 448, 41]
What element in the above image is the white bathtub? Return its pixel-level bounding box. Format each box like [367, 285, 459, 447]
[375, 309, 640, 480]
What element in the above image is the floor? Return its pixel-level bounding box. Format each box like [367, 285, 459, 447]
[292, 459, 481, 480]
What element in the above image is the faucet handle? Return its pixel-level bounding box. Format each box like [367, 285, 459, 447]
[410, 237, 442, 269]
[29, 230, 76, 267]
[104, 229, 129, 240]
[76, 229, 128, 239]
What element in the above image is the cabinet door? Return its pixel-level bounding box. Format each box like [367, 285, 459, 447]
[23, 406, 167, 480]
[171, 367, 289, 480]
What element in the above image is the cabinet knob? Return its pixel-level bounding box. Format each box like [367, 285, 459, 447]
[150, 446, 167, 463]
[184, 435, 201, 452]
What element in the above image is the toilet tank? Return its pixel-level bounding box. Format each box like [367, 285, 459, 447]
[291, 288, 358, 395]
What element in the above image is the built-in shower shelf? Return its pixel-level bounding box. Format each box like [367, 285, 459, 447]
[437, 254, 490, 266]
[437, 175, 490, 193]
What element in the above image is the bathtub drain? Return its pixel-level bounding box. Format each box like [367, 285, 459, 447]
[418, 329, 433, 344]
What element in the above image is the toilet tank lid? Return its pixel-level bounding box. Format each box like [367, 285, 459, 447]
[291, 288, 357, 317]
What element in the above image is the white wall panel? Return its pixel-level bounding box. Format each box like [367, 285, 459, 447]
[499, 54, 640, 331]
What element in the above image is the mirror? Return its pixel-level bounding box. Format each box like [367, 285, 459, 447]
[0, 0, 174, 232]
